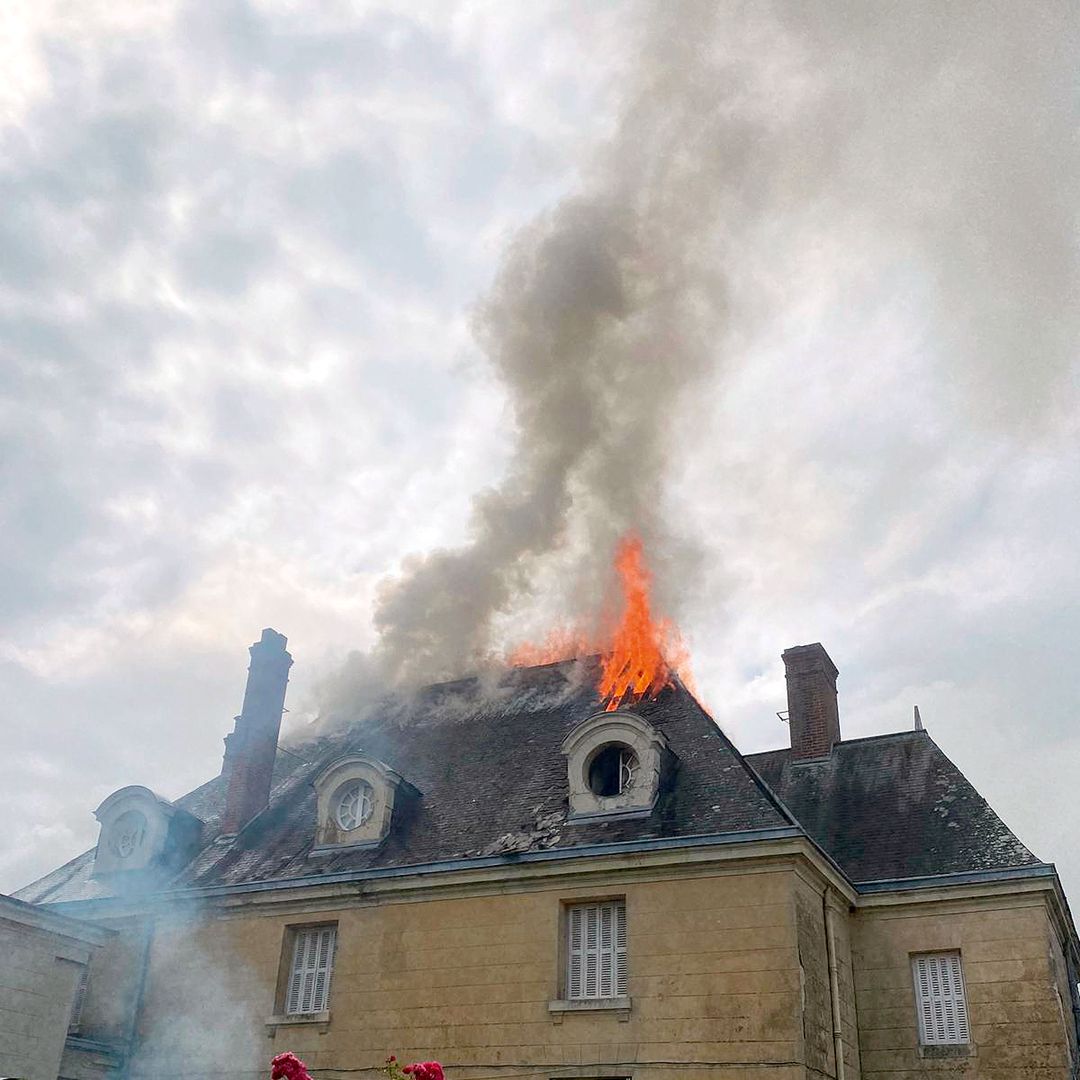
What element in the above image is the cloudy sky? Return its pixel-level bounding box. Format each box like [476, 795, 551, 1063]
[2, 1, 1078, 903]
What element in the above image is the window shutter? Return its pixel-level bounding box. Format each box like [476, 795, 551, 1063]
[288, 926, 337, 1015]
[312, 927, 336, 1012]
[912, 953, 970, 1045]
[615, 901, 628, 995]
[567, 901, 626, 1000]
[568, 904, 585, 999]
[585, 904, 599, 998]
[599, 903, 614, 997]
[69, 964, 90, 1032]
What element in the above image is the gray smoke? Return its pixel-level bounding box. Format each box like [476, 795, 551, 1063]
[335, 1, 1078, 696]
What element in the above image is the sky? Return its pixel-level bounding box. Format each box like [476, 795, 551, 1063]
[2, 1, 1079, 904]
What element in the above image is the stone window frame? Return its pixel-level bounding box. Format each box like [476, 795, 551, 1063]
[311, 755, 403, 852]
[911, 950, 974, 1058]
[560, 711, 669, 821]
[549, 895, 632, 1022]
[266, 922, 338, 1033]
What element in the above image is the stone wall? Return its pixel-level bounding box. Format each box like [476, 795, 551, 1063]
[852, 893, 1073, 1077]
[57, 915, 152, 1080]
[792, 876, 861, 1080]
[128, 867, 810, 1080]
[0, 900, 106, 1080]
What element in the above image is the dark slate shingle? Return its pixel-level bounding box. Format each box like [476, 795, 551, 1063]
[17, 659, 792, 903]
[745, 730, 1041, 883]
[16, 661, 1042, 906]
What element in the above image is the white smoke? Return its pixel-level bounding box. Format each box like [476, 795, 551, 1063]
[325, 0, 1078, 702]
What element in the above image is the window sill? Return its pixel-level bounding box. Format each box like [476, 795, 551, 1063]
[548, 997, 631, 1022]
[919, 1043, 973, 1059]
[265, 1011, 331, 1036]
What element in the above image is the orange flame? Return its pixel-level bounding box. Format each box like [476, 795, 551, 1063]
[506, 532, 691, 710]
[506, 625, 598, 668]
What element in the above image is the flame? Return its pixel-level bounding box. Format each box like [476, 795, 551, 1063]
[506, 625, 598, 667]
[506, 532, 691, 710]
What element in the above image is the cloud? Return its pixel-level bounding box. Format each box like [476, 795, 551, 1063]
[2, 0, 1079, 917]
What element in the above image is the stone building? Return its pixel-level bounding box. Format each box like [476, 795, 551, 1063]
[0, 893, 111, 1080]
[14, 630, 1080, 1079]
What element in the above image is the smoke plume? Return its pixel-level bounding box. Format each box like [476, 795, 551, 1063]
[337, 1, 1078, 695]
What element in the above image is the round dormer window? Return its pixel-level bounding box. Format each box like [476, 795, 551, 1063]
[588, 745, 639, 797]
[108, 810, 147, 859]
[334, 780, 374, 831]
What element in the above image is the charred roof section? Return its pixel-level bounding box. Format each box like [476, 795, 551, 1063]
[16, 659, 793, 903]
[16, 659, 1044, 906]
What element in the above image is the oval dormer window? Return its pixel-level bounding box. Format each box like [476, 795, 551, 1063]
[334, 780, 374, 831]
[561, 711, 670, 820]
[588, 745, 639, 797]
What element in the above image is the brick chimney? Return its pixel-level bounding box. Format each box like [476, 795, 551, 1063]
[220, 628, 293, 835]
[783, 642, 840, 760]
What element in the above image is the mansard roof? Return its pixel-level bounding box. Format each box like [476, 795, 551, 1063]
[16, 658, 1043, 906]
[16, 658, 793, 904]
[746, 731, 1041, 883]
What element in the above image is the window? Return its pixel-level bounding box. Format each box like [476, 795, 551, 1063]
[334, 780, 373, 831]
[588, 746, 638, 796]
[567, 901, 627, 1000]
[561, 711, 670, 820]
[68, 964, 90, 1033]
[311, 756, 406, 851]
[285, 926, 337, 1016]
[913, 953, 970, 1045]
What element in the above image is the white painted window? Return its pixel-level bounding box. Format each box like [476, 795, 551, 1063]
[912, 953, 970, 1045]
[567, 901, 627, 999]
[286, 926, 337, 1016]
[334, 780, 374, 831]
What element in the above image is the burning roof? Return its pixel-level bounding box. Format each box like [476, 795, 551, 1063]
[16, 654, 1042, 907]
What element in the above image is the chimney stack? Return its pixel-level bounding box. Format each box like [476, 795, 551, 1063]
[220, 628, 293, 835]
[783, 642, 840, 760]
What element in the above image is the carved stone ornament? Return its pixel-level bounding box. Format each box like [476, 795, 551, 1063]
[93, 786, 177, 875]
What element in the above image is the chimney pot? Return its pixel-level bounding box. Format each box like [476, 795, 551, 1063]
[220, 628, 293, 834]
[782, 642, 840, 760]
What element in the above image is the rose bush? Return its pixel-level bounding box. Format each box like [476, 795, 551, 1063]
[270, 1053, 313, 1080]
[269, 1050, 444, 1080]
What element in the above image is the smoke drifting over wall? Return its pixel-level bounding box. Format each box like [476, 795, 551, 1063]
[337, 1, 1078, 697]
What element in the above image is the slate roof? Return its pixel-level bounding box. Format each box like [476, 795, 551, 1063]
[17, 659, 1043, 907]
[746, 731, 1042, 883]
[17, 658, 794, 905]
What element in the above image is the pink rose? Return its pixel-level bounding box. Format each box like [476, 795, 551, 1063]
[270, 1053, 313, 1080]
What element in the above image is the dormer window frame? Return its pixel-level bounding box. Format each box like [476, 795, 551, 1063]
[92, 786, 184, 877]
[311, 755, 404, 854]
[561, 711, 670, 823]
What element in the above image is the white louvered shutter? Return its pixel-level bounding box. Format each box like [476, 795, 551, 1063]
[287, 926, 337, 1015]
[615, 900, 628, 995]
[912, 953, 970, 1045]
[567, 901, 626, 1000]
[69, 964, 90, 1032]
[568, 904, 585, 999]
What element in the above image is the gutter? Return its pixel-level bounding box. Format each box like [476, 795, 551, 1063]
[43, 826, 805, 911]
[155, 825, 806, 899]
[822, 890, 846, 1080]
[855, 863, 1057, 893]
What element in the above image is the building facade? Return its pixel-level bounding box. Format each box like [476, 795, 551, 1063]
[15, 632, 1080, 1080]
[0, 893, 111, 1080]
